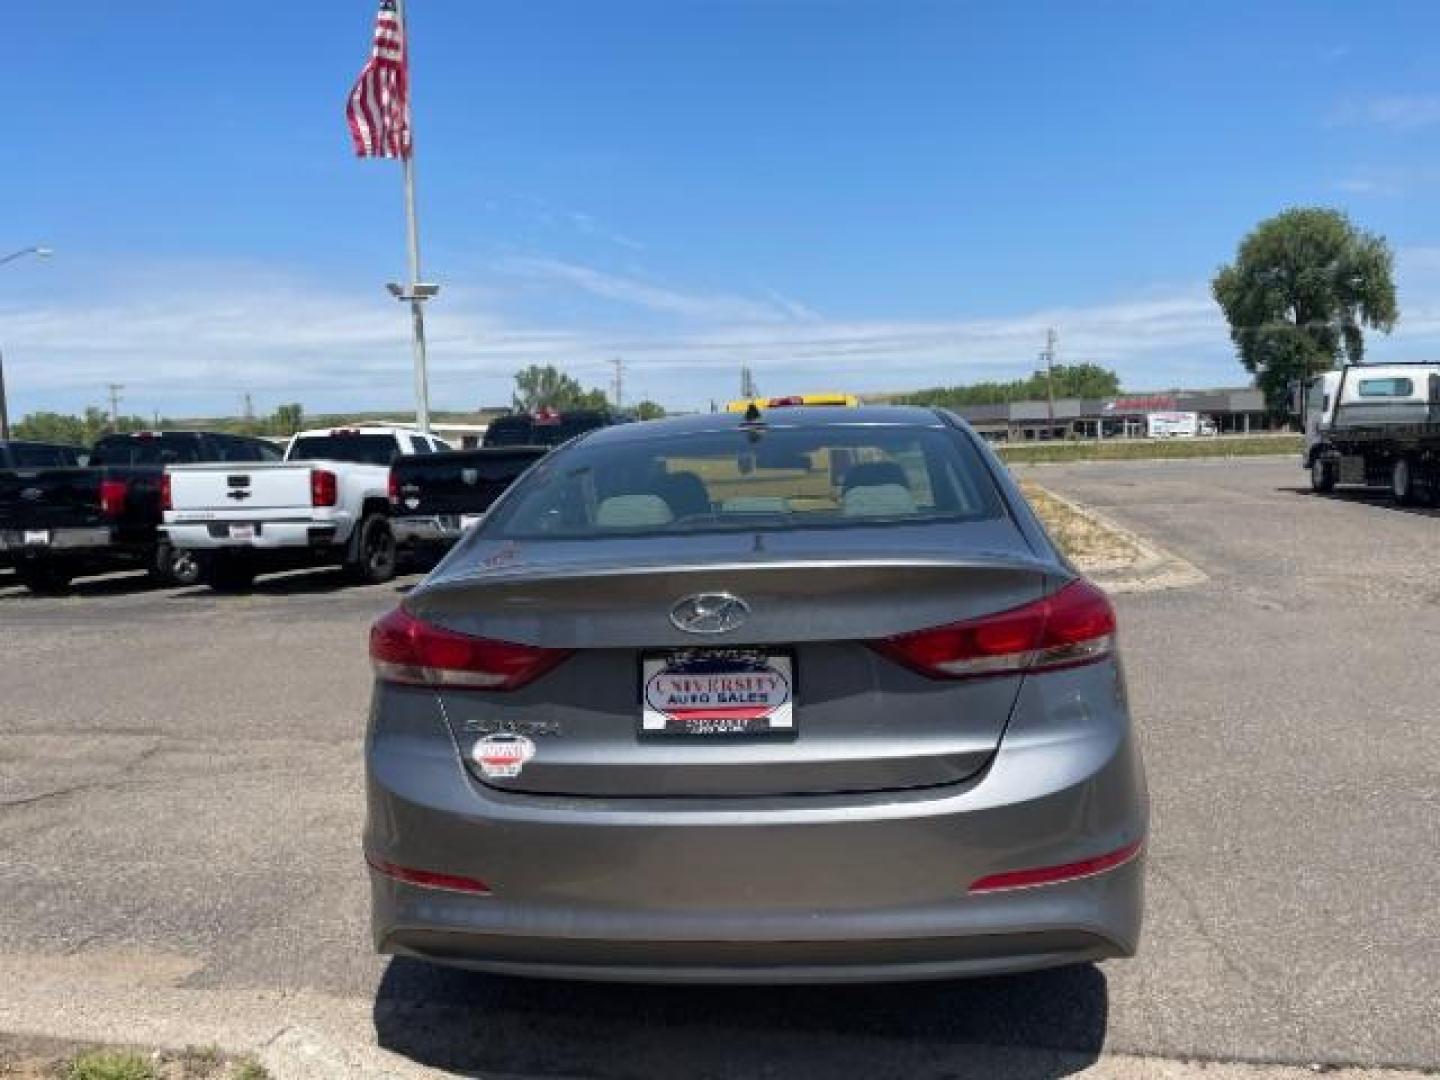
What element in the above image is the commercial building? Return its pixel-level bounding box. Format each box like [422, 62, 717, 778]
[954, 388, 1272, 441]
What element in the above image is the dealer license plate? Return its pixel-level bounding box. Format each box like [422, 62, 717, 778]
[228, 524, 256, 540]
[641, 650, 794, 736]
[23, 530, 50, 547]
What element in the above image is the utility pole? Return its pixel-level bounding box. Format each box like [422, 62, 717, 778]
[740, 364, 758, 400]
[106, 383, 124, 430]
[1041, 328, 1058, 438]
[0, 348, 9, 441]
[0, 245, 53, 441]
[242, 392, 255, 422]
[610, 357, 626, 411]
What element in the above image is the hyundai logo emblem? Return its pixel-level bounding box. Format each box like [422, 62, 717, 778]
[461, 468, 479, 486]
[670, 593, 750, 635]
[19, 487, 43, 502]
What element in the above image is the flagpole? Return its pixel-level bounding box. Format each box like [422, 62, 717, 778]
[395, 0, 431, 434]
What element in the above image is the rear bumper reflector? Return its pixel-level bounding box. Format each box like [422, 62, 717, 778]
[365, 854, 491, 895]
[968, 838, 1144, 894]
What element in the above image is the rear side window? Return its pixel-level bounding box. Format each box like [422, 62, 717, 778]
[1357, 378, 1414, 398]
[9, 444, 80, 467]
[89, 434, 207, 466]
[408, 436, 434, 455]
[287, 434, 400, 465]
[487, 424, 1001, 539]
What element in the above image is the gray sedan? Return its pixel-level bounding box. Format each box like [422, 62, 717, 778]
[364, 406, 1147, 983]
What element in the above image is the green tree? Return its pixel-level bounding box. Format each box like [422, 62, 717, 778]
[1213, 208, 1398, 410]
[1046, 363, 1121, 399]
[634, 400, 667, 420]
[270, 402, 304, 436]
[896, 363, 1122, 409]
[13, 407, 150, 444]
[512, 365, 611, 412]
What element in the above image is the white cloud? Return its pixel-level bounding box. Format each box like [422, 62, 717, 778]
[1332, 166, 1440, 197]
[1330, 94, 1440, 131]
[501, 256, 805, 324]
[7, 250, 1440, 416]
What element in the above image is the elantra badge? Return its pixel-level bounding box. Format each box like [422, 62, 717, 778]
[670, 593, 750, 635]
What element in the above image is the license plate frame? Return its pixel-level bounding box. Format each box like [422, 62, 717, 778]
[228, 524, 257, 541]
[639, 649, 796, 738]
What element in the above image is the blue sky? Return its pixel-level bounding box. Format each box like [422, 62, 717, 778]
[5, 1, 1440, 417]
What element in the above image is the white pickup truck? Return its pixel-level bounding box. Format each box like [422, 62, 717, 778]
[161, 425, 448, 590]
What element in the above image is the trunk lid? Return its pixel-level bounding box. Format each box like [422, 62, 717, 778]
[413, 522, 1065, 798]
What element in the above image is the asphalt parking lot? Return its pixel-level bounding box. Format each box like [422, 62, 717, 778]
[1, 456, 1437, 1078]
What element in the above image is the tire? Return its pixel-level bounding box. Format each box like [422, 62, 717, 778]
[1392, 458, 1417, 506]
[347, 514, 398, 585]
[202, 553, 256, 593]
[1309, 457, 1336, 493]
[16, 561, 74, 595]
[150, 542, 202, 588]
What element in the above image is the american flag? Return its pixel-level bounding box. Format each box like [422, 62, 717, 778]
[346, 0, 411, 159]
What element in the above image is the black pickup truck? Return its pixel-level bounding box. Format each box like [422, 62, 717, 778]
[389, 445, 549, 553]
[0, 430, 280, 593]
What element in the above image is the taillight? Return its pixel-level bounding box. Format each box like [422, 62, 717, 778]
[369, 607, 572, 690]
[310, 468, 338, 507]
[869, 579, 1116, 679]
[160, 473, 173, 512]
[387, 468, 400, 506]
[99, 479, 128, 519]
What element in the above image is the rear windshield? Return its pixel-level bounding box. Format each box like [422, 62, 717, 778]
[485, 423, 1001, 539]
[8, 443, 81, 467]
[90, 434, 206, 466]
[287, 434, 399, 465]
[1357, 377, 1414, 398]
[483, 413, 611, 448]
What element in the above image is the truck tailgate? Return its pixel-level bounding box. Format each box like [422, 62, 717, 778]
[167, 463, 314, 515]
[0, 468, 105, 532]
[392, 446, 547, 518]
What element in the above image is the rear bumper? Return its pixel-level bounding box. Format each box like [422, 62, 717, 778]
[0, 526, 116, 553]
[391, 515, 462, 546]
[162, 520, 344, 552]
[364, 668, 1148, 983]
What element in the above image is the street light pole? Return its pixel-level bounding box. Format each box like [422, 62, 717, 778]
[0, 246, 53, 441]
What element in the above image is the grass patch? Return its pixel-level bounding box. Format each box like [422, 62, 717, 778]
[66, 1052, 155, 1080]
[231, 1063, 269, 1080]
[1019, 480, 1141, 571]
[998, 434, 1301, 465]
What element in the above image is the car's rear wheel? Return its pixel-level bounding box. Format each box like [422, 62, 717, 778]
[202, 553, 256, 593]
[150, 542, 202, 587]
[16, 560, 74, 596]
[347, 514, 397, 585]
[1392, 458, 1417, 506]
[1309, 457, 1336, 493]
